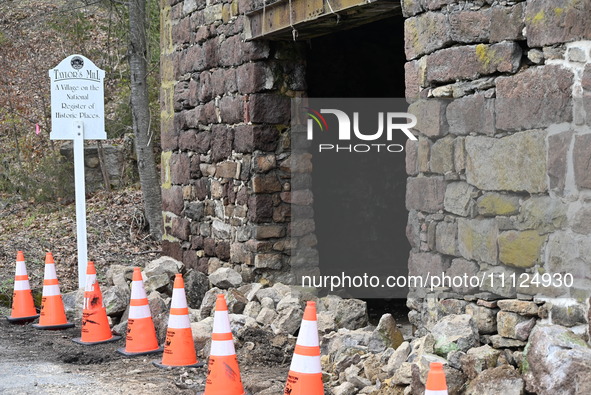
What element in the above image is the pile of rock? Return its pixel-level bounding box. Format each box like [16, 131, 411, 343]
[61, 257, 591, 394]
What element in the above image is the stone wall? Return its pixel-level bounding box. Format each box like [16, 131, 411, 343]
[162, 0, 591, 345]
[160, 0, 306, 284]
[403, 0, 591, 344]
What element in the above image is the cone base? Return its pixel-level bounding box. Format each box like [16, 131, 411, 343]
[33, 322, 75, 330]
[6, 314, 40, 323]
[117, 347, 163, 357]
[151, 360, 205, 369]
[72, 335, 122, 346]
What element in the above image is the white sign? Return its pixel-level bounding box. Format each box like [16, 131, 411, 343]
[49, 54, 106, 140]
[49, 55, 106, 289]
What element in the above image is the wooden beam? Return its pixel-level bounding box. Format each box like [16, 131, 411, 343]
[246, 0, 401, 41]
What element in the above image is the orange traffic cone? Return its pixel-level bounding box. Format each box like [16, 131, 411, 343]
[117, 267, 162, 356]
[198, 294, 248, 395]
[284, 301, 324, 395]
[6, 251, 39, 323]
[425, 362, 448, 395]
[33, 252, 74, 330]
[153, 273, 202, 368]
[72, 261, 121, 345]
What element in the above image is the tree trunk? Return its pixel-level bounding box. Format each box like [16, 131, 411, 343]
[128, 0, 162, 240]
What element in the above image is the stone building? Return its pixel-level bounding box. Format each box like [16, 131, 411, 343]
[160, 0, 591, 380]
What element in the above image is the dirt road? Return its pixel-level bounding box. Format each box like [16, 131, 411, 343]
[0, 313, 288, 394]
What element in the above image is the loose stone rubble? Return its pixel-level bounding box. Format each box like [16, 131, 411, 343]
[62, 256, 591, 393]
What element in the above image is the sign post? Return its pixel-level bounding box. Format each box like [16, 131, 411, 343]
[49, 55, 106, 289]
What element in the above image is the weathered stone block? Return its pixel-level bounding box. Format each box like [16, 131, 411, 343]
[465, 131, 547, 193]
[252, 173, 282, 193]
[574, 134, 591, 189]
[215, 161, 238, 179]
[497, 311, 536, 341]
[515, 196, 567, 233]
[466, 365, 525, 395]
[524, 325, 591, 395]
[465, 303, 497, 335]
[211, 125, 234, 162]
[431, 314, 479, 357]
[476, 193, 520, 217]
[248, 194, 274, 223]
[401, 0, 423, 17]
[497, 300, 539, 316]
[248, 93, 290, 124]
[435, 221, 458, 256]
[425, 42, 522, 84]
[405, 60, 422, 100]
[525, 0, 591, 47]
[408, 252, 450, 277]
[219, 95, 244, 124]
[446, 93, 495, 136]
[234, 124, 279, 153]
[490, 3, 525, 42]
[546, 231, 591, 280]
[237, 62, 273, 94]
[571, 204, 591, 234]
[449, 9, 491, 43]
[461, 344, 500, 379]
[453, 137, 465, 172]
[408, 99, 449, 138]
[418, 137, 431, 172]
[549, 303, 587, 327]
[444, 182, 476, 217]
[162, 185, 184, 215]
[406, 139, 419, 176]
[430, 136, 455, 174]
[447, 258, 479, 295]
[404, 12, 452, 60]
[254, 253, 282, 270]
[479, 266, 518, 298]
[406, 176, 446, 213]
[253, 225, 286, 239]
[498, 230, 547, 268]
[407, 210, 421, 249]
[496, 66, 574, 131]
[458, 218, 498, 264]
[170, 217, 190, 241]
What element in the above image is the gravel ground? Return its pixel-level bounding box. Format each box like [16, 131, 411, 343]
[0, 311, 289, 394]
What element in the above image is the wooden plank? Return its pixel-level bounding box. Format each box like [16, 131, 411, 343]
[246, 0, 401, 41]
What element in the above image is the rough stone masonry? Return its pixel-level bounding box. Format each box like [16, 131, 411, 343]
[161, 0, 591, 392]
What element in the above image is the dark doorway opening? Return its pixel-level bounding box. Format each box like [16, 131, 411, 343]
[305, 15, 410, 325]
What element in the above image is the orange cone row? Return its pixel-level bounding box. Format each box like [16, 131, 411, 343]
[7, 251, 432, 394]
[6, 251, 39, 323]
[33, 252, 74, 330]
[72, 261, 121, 345]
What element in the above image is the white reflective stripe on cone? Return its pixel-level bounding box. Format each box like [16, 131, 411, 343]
[170, 288, 188, 308]
[15, 261, 28, 276]
[296, 319, 319, 347]
[289, 353, 322, 374]
[14, 280, 31, 291]
[129, 304, 152, 319]
[44, 264, 57, 280]
[42, 284, 61, 296]
[84, 274, 97, 292]
[167, 313, 191, 329]
[212, 310, 231, 334]
[130, 281, 147, 300]
[425, 391, 448, 395]
[210, 339, 236, 356]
